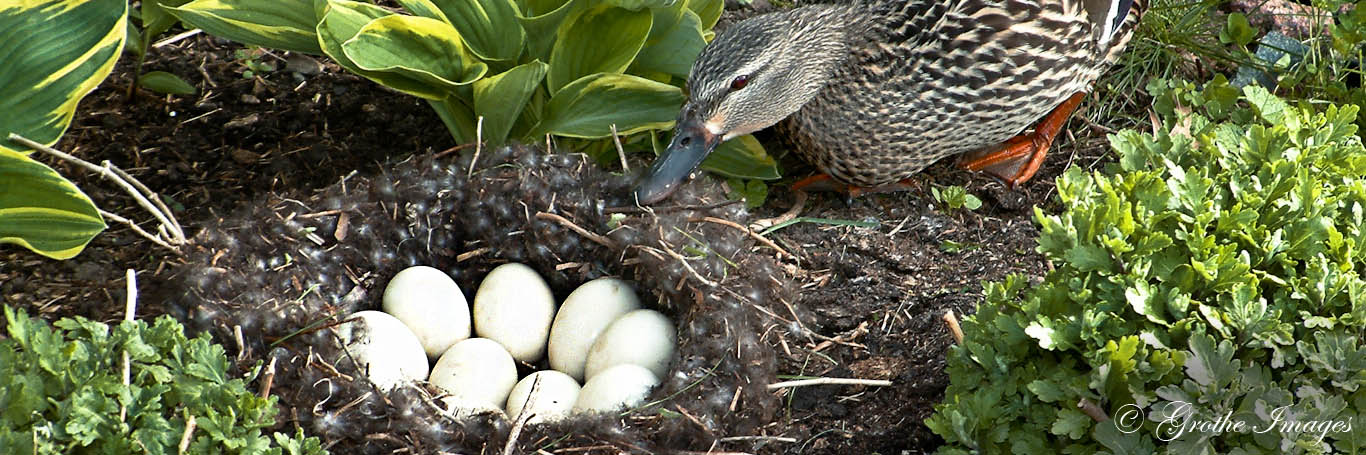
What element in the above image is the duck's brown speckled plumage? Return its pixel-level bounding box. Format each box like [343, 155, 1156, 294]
[776, 0, 1145, 186]
[634, 0, 1145, 203]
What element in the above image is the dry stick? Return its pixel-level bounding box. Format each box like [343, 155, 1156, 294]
[697, 216, 792, 260]
[942, 310, 964, 344]
[749, 190, 808, 231]
[109, 164, 185, 242]
[456, 246, 492, 262]
[120, 269, 138, 423]
[610, 124, 629, 172]
[656, 245, 719, 287]
[766, 378, 892, 390]
[502, 374, 541, 455]
[153, 29, 203, 48]
[260, 356, 278, 400]
[100, 209, 177, 251]
[9, 134, 185, 249]
[468, 116, 484, 177]
[1078, 398, 1110, 422]
[177, 414, 198, 454]
[716, 435, 798, 444]
[534, 212, 618, 249]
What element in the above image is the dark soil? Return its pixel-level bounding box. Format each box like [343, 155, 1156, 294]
[0, 16, 1121, 455]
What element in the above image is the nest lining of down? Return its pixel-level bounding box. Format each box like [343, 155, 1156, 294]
[158, 144, 801, 453]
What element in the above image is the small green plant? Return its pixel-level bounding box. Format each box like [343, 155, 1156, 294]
[125, 0, 198, 96]
[726, 177, 768, 209]
[927, 82, 1366, 453]
[167, 0, 780, 180]
[931, 185, 982, 211]
[0, 306, 325, 454]
[235, 48, 277, 79]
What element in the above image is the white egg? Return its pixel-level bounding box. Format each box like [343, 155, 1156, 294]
[547, 278, 641, 381]
[429, 338, 518, 415]
[333, 311, 429, 391]
[583, 309, 676, 380]
[573, 364, 659, 413]
[382, 265, 471, 359]
[505, 370, 581, 423]
[472, 263, 556, 362]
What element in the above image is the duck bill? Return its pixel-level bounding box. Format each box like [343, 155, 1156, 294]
[634, 120, 722, 205]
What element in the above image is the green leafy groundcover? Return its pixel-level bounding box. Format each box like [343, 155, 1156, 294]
[0, 306, 324, 454]
[927, 79, 1366, 454]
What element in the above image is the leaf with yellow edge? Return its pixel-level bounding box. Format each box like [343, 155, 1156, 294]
[0, 148, 106, 260]
[0, 0, 127, 149]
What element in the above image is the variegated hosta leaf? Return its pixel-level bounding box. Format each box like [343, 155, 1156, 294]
[0, 149, 106, 260]
[533, 72, 682, 138]
[546, 4, 651, 93]
[424, 0, 525, 61]
[340, 14, 488, 98]
[0, 0, 127, 148]
[168, 0, 321, 54]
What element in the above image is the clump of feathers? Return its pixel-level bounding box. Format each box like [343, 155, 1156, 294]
[158, 144, 796, 453]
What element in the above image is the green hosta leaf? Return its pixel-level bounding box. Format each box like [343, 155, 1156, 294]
[474, 60, 548, 145]
[0, 149, 106, 260]
[534, 72, 682, 138]
[0, 0, 127, 149]
[632, 9, 705, 79]
[546, 5, 651, 93]
[702, 134, 780, 180]
[168, 0, 321, 54]
[643, 0, 685, 43]
[143, 0, 193, 39]
[516, 0, 581, 60]
[686, 0, 721, 30]
[343, 14, 488, 87]
[604, 0, 673, 9]
[138, 71, 197, 95]
[327, 6, 488, 99]
[429, 97, 478, 144]
[426, 0, 524, 61]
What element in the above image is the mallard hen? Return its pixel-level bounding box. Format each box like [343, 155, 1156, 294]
[635, 0, 1144, 204]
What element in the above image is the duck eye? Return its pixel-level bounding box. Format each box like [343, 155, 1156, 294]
[729, 75, 749, 91]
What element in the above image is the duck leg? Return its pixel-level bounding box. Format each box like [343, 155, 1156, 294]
[958, 92, 1087, 187]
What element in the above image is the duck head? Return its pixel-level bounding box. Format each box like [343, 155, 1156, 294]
[633, 6, 853, 205]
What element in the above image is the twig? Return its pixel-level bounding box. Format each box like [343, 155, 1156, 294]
[100, 209, 178, 251]
[696, 216, 792, 260]
[604, 199, 742, 214]
[750, 190, 807, 231]
[120, 269, 137, 423]
[153, 29, 203, 48]
[503, 374, 541, 455]
[108, 164, 184, 242]
[716, 435, 798, 444]
[177, 414, 197, 454]
[656, 245, 718, 287]
[534, 212, 617, 249]
[1078, 398, 1110, 422]
[9, 134, 185, 249]
[611, 124, 629, 172]
[260, 356, 277, 399]
[942, 310, 964, 344]
[468, 116, 484, 177]
[766, 377, 892, 390]
[456, 246, 492, 262]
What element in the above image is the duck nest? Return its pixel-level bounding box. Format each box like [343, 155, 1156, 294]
[157, 144, 801, 453]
